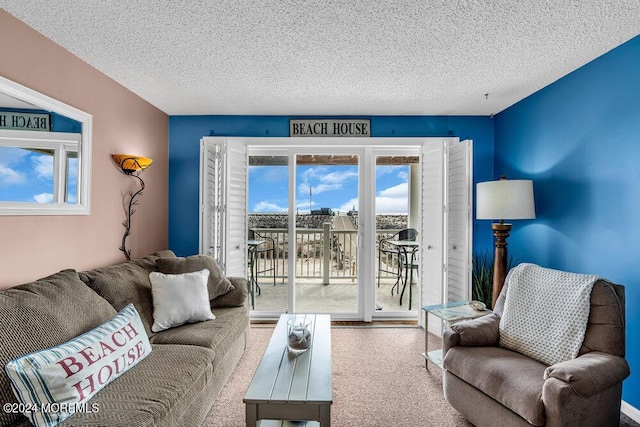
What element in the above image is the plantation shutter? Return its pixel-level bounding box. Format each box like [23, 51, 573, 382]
[224, 142, 248, 277]
[199, 140, 224, 261]
[420, 140, 445, 318]
[446, 139, 473, 302]
[199, 138, 247, 277]
[420, 139, 473, 332]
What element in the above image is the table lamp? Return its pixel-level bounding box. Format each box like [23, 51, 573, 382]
[476, 176, 535, 307]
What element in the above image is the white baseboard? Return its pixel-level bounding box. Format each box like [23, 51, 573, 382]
[622, 400, 640, 423]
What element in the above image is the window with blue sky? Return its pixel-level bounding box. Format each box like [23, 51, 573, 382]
[248, 159, 411, 214]
[0, 146, 77, 204]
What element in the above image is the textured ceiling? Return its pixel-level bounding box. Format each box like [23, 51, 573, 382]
[1, 1, 639, 116]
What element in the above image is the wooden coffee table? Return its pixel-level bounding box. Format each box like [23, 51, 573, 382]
[244, 314, 333, 427]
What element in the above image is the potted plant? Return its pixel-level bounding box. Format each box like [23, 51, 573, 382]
[472, 250, 516, 310]
[472, 250, 494, 309]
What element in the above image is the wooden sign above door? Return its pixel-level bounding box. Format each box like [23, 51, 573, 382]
[290, 119, 370, 137]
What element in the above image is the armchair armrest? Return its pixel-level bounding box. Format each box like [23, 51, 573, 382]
[544, 351, 630, 398]
[442, 313, 500, 356]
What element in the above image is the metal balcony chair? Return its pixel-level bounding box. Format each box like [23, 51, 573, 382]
[398, 244, 419, 309]
[247, 229, 277, 299]
[377, 228, 418, 293]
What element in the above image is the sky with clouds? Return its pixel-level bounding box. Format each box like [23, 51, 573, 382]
[0, 146, 77, 203]
[248, 163, 409, 214]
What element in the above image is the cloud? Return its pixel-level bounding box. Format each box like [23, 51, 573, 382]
[32, 155, 54, 180]
[337, 183, 409, 214]
[376, 165, 409, 179]
[376, 165, 401, 177]
[0, 165, 26, 186]
[34, 192, 54, 203]
[253, 200, 287, 212]
[375, 197, 408, 214]
[339, 198, 359, 213]
[321, 170, 358, 184]
[379, 182, 408, 198]
[376, 183, 409, 214]
[298, 167, 358, 196]
[0, 147, 29, 165]
[296, 200, 315, 211]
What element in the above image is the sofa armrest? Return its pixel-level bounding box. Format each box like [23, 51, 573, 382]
[544, 351, 630, 398]
[210, 277, 250, 309]
[442, 313, 500, 356]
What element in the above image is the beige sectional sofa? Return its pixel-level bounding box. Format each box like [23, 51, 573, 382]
[0, 250, 250, 427]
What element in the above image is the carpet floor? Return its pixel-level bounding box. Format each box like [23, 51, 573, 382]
[202, 326, 638, 427]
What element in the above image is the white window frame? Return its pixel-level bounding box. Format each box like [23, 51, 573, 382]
[0, 76, 92, 215]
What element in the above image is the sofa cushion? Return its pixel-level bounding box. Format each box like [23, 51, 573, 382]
[57, 344, 215, 427]
[156, 254, 234, 300]
[149, 269, 215, 332]
[5, 304, 151, 427]
[149, 306, 249, 369]
[444, 346, 547, 426]
[0, 269, 117, 427]
[79, 253, 174, 337]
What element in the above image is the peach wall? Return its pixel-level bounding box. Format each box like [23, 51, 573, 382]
[0, 10, 168, 288]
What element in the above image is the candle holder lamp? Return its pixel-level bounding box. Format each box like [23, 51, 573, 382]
[112, 154, 153, 260]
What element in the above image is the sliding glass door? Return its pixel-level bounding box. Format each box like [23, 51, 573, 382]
[373, 153, 420, 314]
[247, 149, 363, 318]
[294, 153, 360, 314]
[202, 137, 472, 323]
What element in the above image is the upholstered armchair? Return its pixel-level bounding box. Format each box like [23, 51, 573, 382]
[442, 266, 630, 427]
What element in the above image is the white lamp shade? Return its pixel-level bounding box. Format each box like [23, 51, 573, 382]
[476, 179, 535, 220]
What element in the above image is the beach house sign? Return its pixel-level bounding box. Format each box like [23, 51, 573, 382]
[290, 119, 370, 137]
[0, 111, 50, 131]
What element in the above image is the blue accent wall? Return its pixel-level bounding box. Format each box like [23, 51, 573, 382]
[494, 35, 640, 406]
[168, 115, 495, 256]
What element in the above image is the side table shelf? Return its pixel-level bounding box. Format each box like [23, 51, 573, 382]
[422, 301, 492, 370]
[422, 349, 444, 368]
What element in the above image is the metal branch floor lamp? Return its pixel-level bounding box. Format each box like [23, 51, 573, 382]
[112, 154, 153, 260]
[476, 176, 535, 307]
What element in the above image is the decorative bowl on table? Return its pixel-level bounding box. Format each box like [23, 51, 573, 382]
[287, 317, 312, 355]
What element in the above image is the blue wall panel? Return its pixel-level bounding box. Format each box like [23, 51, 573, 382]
[168, 115, 495, 257]
[494, 35, 640, 407]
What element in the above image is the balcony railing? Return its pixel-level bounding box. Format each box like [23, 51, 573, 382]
[249, 227, 405, 283]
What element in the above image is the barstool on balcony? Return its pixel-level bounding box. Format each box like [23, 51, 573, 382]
[377, 228, 418, 290]
[397, 243, 419, 310]
[247, 230, 277, 301]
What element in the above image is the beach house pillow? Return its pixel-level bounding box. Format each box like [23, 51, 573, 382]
[4, 304, 151, 427]
[156, 254, 234, 300]
[149, 269, 215, 332]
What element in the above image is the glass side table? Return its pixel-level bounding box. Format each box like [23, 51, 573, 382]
[422, 301, 492, 369]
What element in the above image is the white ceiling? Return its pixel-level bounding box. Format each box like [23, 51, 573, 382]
[1, 1, 639, 116]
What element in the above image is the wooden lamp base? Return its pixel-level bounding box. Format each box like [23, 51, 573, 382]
[491, 222, 512, 308]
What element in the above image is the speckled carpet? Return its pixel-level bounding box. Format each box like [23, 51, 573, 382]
[202, 326, 638, 427]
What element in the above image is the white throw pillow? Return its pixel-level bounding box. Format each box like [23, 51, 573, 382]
[149, 269, 215, 332]
[4, 304, 151, 427]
